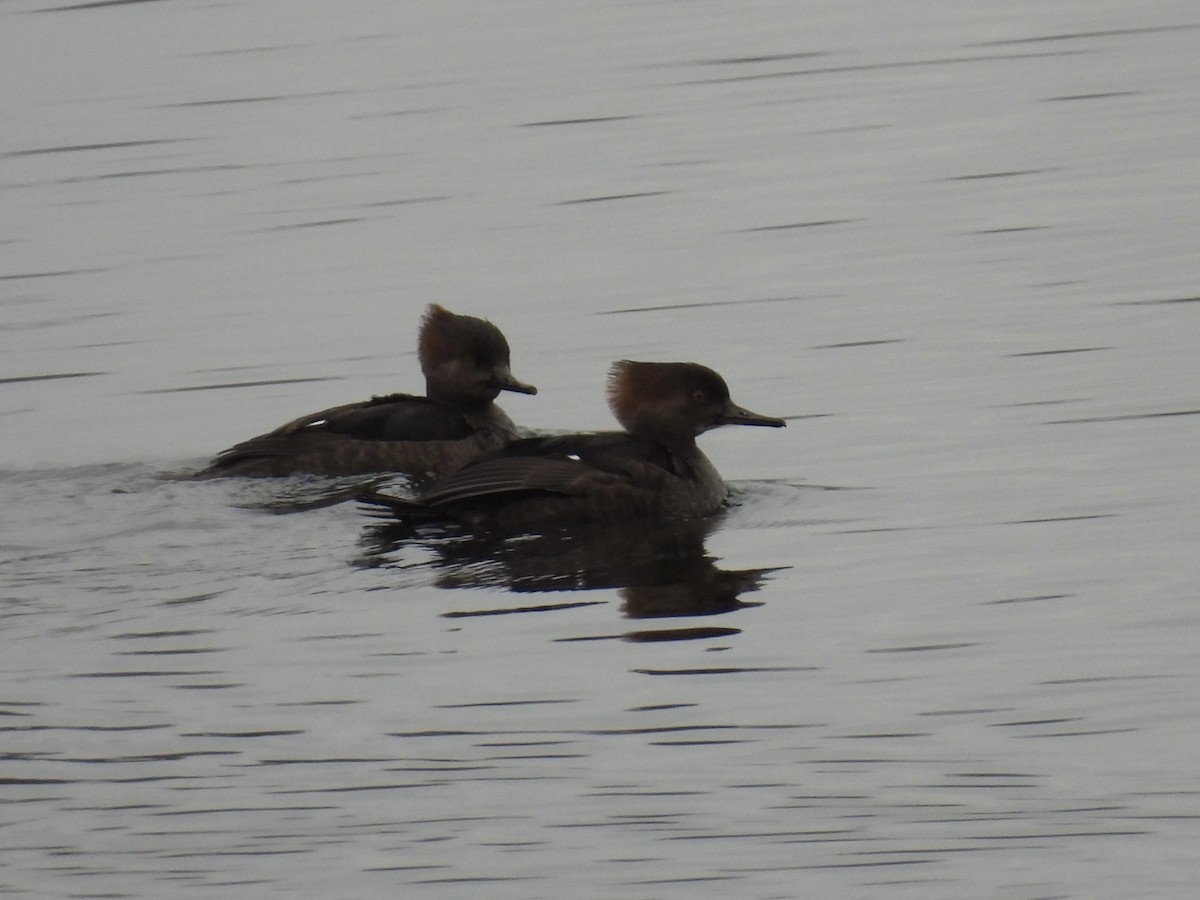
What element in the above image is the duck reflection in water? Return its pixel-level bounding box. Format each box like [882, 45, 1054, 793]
[360, 512, 783, 633]
[358, 360, 788, 637]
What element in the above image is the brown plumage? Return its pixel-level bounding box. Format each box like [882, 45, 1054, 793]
[360, 360, 785, 531]
[196, 304, 535, 478]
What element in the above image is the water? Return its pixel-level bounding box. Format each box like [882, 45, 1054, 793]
[3, 1, 1199, 897]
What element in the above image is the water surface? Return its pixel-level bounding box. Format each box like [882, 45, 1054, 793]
[3, 1, 1199, 897]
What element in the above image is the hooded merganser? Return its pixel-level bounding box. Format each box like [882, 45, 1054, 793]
[360, 360, 785, 530]
[197, 304, 536, 478]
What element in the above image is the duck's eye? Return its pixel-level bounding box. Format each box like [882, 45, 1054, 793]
[691, 390, 707, 405]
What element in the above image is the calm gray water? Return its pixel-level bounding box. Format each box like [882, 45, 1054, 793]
[3, 1, 1199, 897]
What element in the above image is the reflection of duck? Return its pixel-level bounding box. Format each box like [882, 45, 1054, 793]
[197, 304, 536, 478]
[360, 513, 781, 619]
[359, 361, 785, 530]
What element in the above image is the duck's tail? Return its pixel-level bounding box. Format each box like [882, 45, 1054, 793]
[356, 487, 444, 523]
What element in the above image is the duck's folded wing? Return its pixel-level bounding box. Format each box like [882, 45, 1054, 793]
[417, 433, 674, 506]
[270, 393, 470, 441]
[203, 432, 422, 476]
[267, 395, 398, 436]
[419, 456, 620, 505]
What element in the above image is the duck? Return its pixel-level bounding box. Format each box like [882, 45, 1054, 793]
[197, 304, 536, 478]
[359, 360, 785, 530]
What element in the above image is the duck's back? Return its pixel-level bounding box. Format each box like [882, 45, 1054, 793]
[271, 393, 475, 441]
[198, 393, 518, 478]
[413, 432, 728, 528]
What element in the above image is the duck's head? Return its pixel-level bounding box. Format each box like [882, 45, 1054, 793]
[606, 360, 785, 446]
[419, 304, 537, 406]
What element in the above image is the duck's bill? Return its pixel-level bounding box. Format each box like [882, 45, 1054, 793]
[720, 401, 786, 428]
[494, 368, 538, 395]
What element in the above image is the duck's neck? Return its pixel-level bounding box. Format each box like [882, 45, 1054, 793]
[425, 379, 496, 412]
[634, 424, 699, 457]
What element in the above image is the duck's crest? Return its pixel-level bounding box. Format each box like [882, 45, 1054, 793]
[418, 303, 510, 373]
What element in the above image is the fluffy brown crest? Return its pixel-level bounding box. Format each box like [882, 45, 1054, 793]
[606, 361, 731, 434]
[418, 304, 511, 375]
